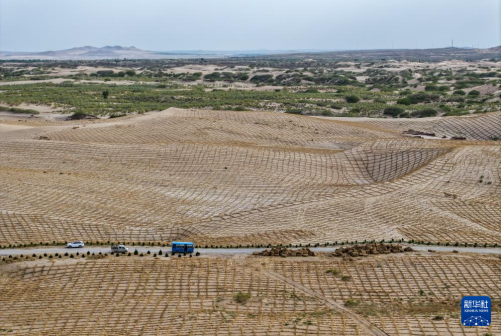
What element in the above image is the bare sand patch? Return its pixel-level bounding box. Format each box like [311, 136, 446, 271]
[0, 78, 74, 86]
[0, 124, 34, 133]
[167, 64, 221, 74]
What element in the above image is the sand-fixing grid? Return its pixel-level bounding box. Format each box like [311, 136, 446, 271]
[0, 108, 499, 247]
[0, 252, 498, 335]
[0, 108, 500, 336]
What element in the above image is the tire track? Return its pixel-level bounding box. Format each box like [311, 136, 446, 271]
[260, 267, 389, 336]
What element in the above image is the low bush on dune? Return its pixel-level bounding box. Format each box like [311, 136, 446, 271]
[383, 106, 404, 117]
[234, 291, 251, 304]
[250, 74, 273, 83]
[68, 111, 99, 120]
[345, 95, 360, 103]
[0, 105, 39, 114]
[398, 93, 440, 105]
[411, 108, 438, 118]
[396, 97, 412, 105]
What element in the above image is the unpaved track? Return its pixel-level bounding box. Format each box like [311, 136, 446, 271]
[261, 268, 389, 336]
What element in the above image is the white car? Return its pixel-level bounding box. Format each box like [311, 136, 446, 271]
[67, 241, 84, 248]
[111, 245, 128, 253]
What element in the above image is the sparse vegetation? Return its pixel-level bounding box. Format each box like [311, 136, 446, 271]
[411, 108, 438, 118]
[234, 291, 251, 304]
[383, 106, 404, 117]
[344, 299, 360, 307]
[326, 269, 340, 275]
[0, 105, 39, 114]
[0, 57, 498, 118]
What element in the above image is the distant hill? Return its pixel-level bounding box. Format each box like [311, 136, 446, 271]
[0, 46, 165, 60]
[0, 45, 500, 61]
[485, 46, 501, 53]
[0, 46, 329, 60]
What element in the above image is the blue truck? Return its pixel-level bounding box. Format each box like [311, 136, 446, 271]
[172, 241, 195, 254]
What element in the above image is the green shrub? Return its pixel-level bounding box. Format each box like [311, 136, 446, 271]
[237, 73, 249, 81]
[344, 299, 360, 307]
[411, 108, 438, 118]
[69, 111, 85, 120]
[468, 90, 480, 96]
[453, 90, 466, 96]
[408, 93, 440, 104]
[383, 106, 404, 117]
[234, 291, 251, 304]
[250, 74, 273, 83]
[0, 105, 39, 114]
[96, 70, 114, 77]
[443, 110, 469, 116]
[345, 95, 360, 103]
[398, 93, 441, 105]
[204, 72, 221, 81]
[397, 97, 412, 105]
[447, 96, 465, 103]
[285, 109, 302, 114]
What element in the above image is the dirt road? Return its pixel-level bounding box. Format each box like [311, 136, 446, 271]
[262, 268, 389, 336]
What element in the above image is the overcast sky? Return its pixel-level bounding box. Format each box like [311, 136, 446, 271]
[0, 0, 499, 51]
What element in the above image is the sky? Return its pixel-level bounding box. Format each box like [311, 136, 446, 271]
[0, 0, 499, 52]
